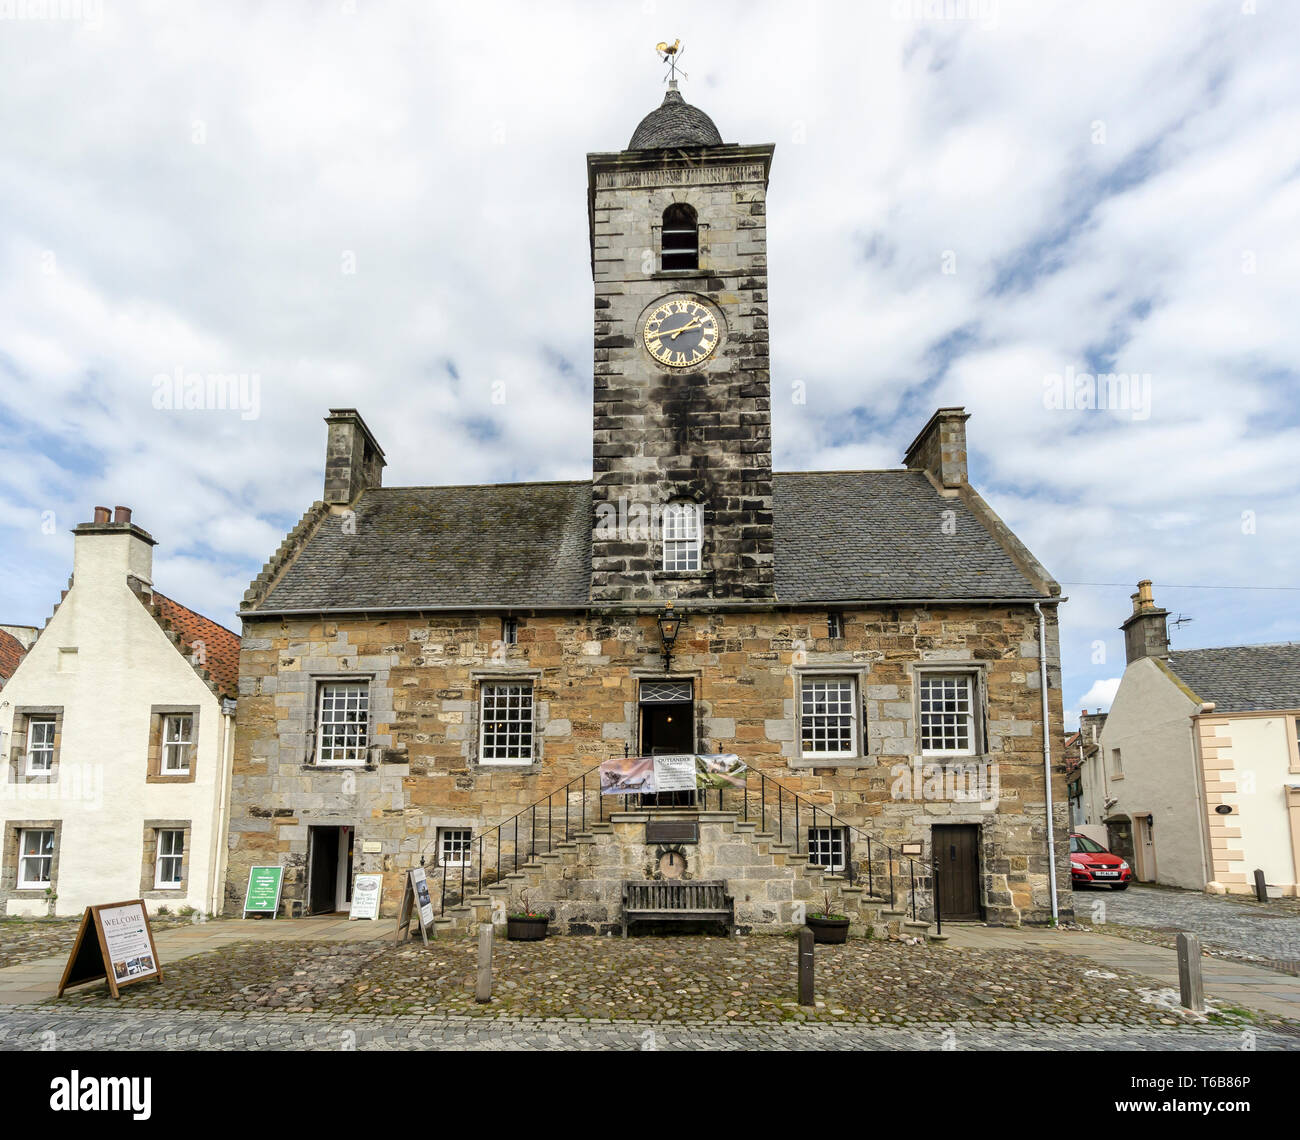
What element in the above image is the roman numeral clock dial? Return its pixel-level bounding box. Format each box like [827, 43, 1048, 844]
[642, 296, 719, 368]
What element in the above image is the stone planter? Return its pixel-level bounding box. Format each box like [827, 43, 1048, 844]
[806, 915, 850, 944]
[506, 915, 550, 941]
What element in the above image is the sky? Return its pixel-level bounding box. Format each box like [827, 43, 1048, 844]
[1, 0, 1297, 728]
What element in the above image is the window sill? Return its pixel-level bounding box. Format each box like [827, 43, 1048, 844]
[303, 763, 377, 773]
[789, 755, 873, 770]
[653, 571, 710, 580]
[147, 773, 196, 784]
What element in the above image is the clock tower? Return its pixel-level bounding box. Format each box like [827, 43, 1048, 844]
[587, 78, 776, 605]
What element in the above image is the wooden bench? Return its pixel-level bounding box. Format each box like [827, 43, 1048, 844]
[621, 880, 734, 937]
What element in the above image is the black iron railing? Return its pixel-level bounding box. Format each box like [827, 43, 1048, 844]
[425, 761, 940, 933]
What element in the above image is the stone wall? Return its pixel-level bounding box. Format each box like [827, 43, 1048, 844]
[228, 603, 1071, 925]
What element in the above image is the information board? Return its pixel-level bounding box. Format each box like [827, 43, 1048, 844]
[349, 873, 384, 920]
[242, 865, 285, 918]
[56, 900, 163, 999]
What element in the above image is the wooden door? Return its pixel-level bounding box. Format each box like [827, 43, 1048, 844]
[933, 825, 981, 921]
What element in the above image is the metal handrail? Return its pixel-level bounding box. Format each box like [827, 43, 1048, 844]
[426, 758, 940, 931]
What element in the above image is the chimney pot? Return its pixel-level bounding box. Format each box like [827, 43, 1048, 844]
[1136, 578, 1155, 611]
[93, 506, 111, 524]
[113, 505, 132, 525]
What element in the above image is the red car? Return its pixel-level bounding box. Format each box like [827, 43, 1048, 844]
[1070, 833, 1132, 890]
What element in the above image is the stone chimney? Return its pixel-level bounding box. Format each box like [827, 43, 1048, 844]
[903, 407, 970, 488]
[1121, 578, 1169, 664]
[72, 504, 157, 588]
[324, 409, 386, 505]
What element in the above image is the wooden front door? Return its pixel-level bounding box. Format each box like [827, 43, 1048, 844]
[933, 825, 981, 921]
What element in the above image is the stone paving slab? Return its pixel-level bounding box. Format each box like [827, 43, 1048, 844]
[0, 1006, 1294, 1051]
[1073, 884, 1300, 970]
[943, 923, 1300, 1021]
[30, 933, 1299, 1031]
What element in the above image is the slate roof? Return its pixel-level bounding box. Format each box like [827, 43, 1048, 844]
[629, 86, 723, 149]
[251, 470, 1045, 614]
[0, 629, 26, 685]
[1166, 644, 1300, 713]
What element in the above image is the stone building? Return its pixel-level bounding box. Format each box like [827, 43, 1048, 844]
[227, 80, 1070, 928]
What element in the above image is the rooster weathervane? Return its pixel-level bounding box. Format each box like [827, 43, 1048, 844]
[656, 38, 687, 84]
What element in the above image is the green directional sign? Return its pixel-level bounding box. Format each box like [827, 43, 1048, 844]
[243, 865, 285, 918]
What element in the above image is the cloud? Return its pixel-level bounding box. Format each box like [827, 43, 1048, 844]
[0, 0, 1297, 717]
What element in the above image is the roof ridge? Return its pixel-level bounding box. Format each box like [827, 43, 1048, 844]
[1172, 642, 1300, 654]
[364, 479, 592, 492]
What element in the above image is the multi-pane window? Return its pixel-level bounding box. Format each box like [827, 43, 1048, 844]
[919, 673, 977, 755]
[439, 828, 472, 867]
[501, 617, 518, 646]
[800, 677, 857, 757]
[661, 203, 698, 271]
[662, 501, 702, 572]
[25, 717, 56, 774]
[155, 829, 184, 888]
[161, 714, 194, 774]
[807, 826, 846, 871]
[480, 682, 534, 764]
[827, 613, 844, 640]
[18, 829, 54, 888]
[316, 682, 370, 765]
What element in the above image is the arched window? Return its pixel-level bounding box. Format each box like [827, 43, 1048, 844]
[661, 203, 698, 271]
[662, 501, 702, 571]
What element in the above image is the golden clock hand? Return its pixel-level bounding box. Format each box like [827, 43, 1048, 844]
[667, 320, 701, 339]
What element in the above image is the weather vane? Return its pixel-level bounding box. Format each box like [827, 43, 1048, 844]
[656, 39, 687, 84]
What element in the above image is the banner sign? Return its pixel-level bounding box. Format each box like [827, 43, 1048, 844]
[410, 867, 435, 929]
[242, 865, 285, 918]
[349, 873, 384, 920]
[57, 900, 163, 999]
[600, 753, 747, 795]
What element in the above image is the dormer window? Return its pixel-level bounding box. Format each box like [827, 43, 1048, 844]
[662, 501, 702, 572]
[661, 203, 698, 271]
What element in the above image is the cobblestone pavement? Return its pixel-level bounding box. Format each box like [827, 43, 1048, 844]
[0, 1005, 1295, 1050]
[0, 915, 201, 970]
[1076, 885, 1300, 970]
[38, 934, 1299, 1030]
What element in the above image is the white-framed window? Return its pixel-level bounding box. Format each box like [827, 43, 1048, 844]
[799, 676, 858, 757]
[155, 829, 184, 888]
[827, 612, 844, 640]
[18, 829, 54, 889]
[501, 616, 518, 646]
[438, 828, 472, 867]
[160, 714, 194, 774]
[918, 673, 977, 756]
[316, 681, 370, 765]
[25, 717, 56, 775]
[807, 826, 846, 871]
[479, 682, 534, 764]
[662, 501, 702, 572]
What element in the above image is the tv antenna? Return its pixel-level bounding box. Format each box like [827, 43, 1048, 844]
[1170, 614, 1194, 642]
[656, 39, 688, 84]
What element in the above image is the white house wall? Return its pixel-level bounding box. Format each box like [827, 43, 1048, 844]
[0, 531, 230, 917]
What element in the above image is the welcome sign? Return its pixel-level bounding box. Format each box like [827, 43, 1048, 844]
[56, 900, 163, 999]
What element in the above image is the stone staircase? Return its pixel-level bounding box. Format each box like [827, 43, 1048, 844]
[433, 808, 943, 943]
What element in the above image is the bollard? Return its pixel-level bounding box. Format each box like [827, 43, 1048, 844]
[1176, 932, 1204, 1012]
[798, 926, 814, 1007]
[475, 923, 493, 1004]
[1253, 869, 1268, 903]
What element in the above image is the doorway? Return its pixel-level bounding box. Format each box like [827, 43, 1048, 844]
[933, 824, 982, 921]
[307, 825, 354, 915]
[637, 679, 695, 808]
[1133, 813, 1157, 882]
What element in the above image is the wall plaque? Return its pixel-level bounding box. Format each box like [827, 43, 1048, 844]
[645, 819, 699, 844]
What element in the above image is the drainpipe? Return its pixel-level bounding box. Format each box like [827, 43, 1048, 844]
[1034, 603, 1060, 921]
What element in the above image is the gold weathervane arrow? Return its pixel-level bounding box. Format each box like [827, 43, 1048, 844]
[656, 39, 686, 83]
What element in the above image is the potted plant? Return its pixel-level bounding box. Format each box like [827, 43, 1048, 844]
[506, 889, 550, 942]
[806, 891, 850, 944]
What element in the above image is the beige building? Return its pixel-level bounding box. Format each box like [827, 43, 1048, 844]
[0, 507, 240, 917]
[1087, 580, 1300, 895]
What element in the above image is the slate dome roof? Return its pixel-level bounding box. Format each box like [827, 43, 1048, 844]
[628, 82, 723, 149]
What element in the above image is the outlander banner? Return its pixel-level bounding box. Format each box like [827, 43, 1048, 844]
[600, 753, 746, 795]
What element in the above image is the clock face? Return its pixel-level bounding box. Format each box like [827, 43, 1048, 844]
[643, 296, 719, 368]
[658, 849, 686, 879]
